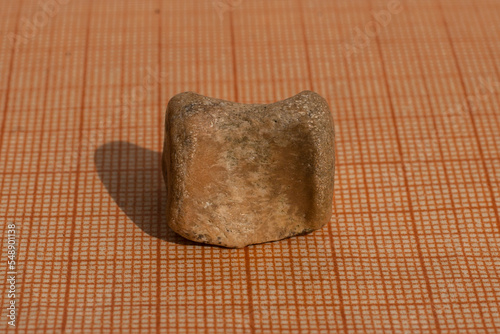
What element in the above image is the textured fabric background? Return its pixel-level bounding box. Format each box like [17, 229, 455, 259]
[1, 0, 500, 333]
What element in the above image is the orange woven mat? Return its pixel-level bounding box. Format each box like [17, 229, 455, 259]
[1, 0, 500, 332]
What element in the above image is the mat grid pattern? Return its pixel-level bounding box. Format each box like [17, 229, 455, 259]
[1, 0, 500, 333]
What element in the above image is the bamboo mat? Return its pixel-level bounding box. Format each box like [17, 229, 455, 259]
[1, 0, 500, 333]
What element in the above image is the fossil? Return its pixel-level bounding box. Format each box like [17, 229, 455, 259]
[162, 91, 335, 248]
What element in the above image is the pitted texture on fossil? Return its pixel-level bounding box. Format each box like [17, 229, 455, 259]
[162, 91, 335, 248]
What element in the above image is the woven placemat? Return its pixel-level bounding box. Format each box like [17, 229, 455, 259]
[1, 0, 500, 332]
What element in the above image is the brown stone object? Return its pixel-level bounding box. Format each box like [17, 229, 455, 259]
[162, 91, 335, 248]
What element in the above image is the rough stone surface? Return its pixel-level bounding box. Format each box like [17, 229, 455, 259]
[162, 91, 335, 248]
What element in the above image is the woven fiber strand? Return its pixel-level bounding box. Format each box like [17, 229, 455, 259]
[1, 0, 500, 332]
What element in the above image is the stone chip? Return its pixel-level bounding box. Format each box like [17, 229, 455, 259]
[162, 91, 335, 248]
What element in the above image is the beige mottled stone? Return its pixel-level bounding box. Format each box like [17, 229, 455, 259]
[162, 91, 335, 248]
